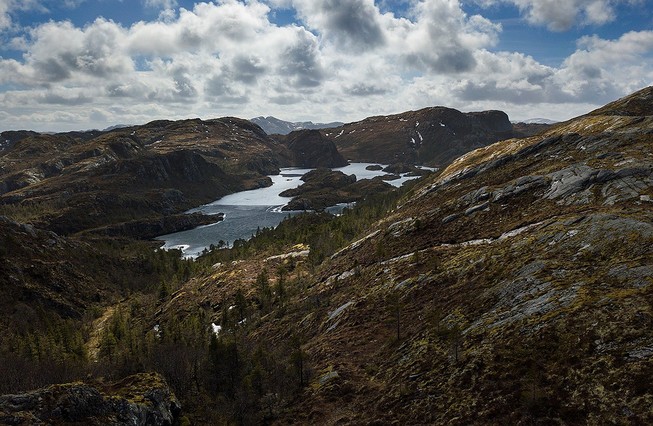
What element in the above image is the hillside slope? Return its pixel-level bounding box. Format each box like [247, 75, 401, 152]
[154, 87, 653, 423]
[1, 88, 651, 424]
[320, 107, 513, 166]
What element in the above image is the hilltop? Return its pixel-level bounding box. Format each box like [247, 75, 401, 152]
[315, 107, 515, 166]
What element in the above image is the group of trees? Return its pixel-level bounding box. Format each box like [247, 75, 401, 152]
[198, 187, 410, 268]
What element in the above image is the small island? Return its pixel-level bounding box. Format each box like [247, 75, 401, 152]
[280, 168, 394, 211]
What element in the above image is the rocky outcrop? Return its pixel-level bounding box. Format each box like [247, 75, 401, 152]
[282, 130, 349, 168]
[512, 122, 552, 137]
[0, 117, 282, 235]
[0, 373, 180, 425]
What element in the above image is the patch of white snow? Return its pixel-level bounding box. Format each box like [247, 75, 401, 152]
[211, 323, 222, 336]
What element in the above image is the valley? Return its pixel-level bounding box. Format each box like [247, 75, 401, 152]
[1, 88, 652, 425]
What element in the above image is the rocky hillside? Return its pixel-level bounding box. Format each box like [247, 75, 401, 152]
[0, 117, 345, 236]
[1, 88, 651, 424]
[278, 129, 348, 169]
[250, 116, 343, 135]
[320, 107, 513, 166]
[0, 373, 180, 425]
[148, 87, 653, 424]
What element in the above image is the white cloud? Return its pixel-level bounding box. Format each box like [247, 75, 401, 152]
[0, 0, 651, 132]
[143, 0, 178, 10]
[0, 0, 47, 31]
[476, 0, 635, 31]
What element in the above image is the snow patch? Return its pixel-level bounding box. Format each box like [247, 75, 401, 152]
[211, 323, 222, 336]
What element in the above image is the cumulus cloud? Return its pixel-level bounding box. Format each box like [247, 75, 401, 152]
[23, 18, 133, 83]
[0, 0, 47, 31]
[398, 0, 500, 73]
[476, 0, 635, 31]
[0, 0, 11, 30]
[291, 0, 386, 50]
[0, 0, 651, 131]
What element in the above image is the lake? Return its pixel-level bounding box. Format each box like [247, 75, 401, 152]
[157, 163, 429, 258]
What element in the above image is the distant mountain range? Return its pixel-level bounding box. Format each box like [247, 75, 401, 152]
[251, 116, 344, 135]
[515, 118, 559, 124]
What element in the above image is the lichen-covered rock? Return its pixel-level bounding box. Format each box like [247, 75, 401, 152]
[0, 373, 180, 426]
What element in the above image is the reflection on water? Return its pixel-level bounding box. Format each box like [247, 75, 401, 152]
[157, 163, 431, 258]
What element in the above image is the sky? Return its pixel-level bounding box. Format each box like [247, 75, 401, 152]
[0, 0, 652, 132]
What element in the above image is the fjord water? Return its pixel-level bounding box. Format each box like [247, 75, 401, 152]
[157, 163, 425, 258]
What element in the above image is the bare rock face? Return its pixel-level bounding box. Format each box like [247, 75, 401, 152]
[283, 129, 349, 168]
[0, 373, 180, 426]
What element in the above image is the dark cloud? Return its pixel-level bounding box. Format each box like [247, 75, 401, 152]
[40, 92, 93, 105]
[295, 0, 385, 50]
[429, 50, 476, 74]
[347, 83, 388, 96]
[456, 80, 550, 104]
[33, 57, 74, 82]
[172, 70, 198, 100]
[228, 55, 266, 84]
[278, 31, 323, 88]
[269, 94, 302, 105]
[205, 74, 249, 104]
[404, 48, 476, 74]
[319, 0, 385, 49]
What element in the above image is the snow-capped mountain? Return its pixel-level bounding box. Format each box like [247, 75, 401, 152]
[251, 116, 344, 135]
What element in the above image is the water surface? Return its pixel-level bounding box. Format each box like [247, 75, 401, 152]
[158, 163, 429, 258]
